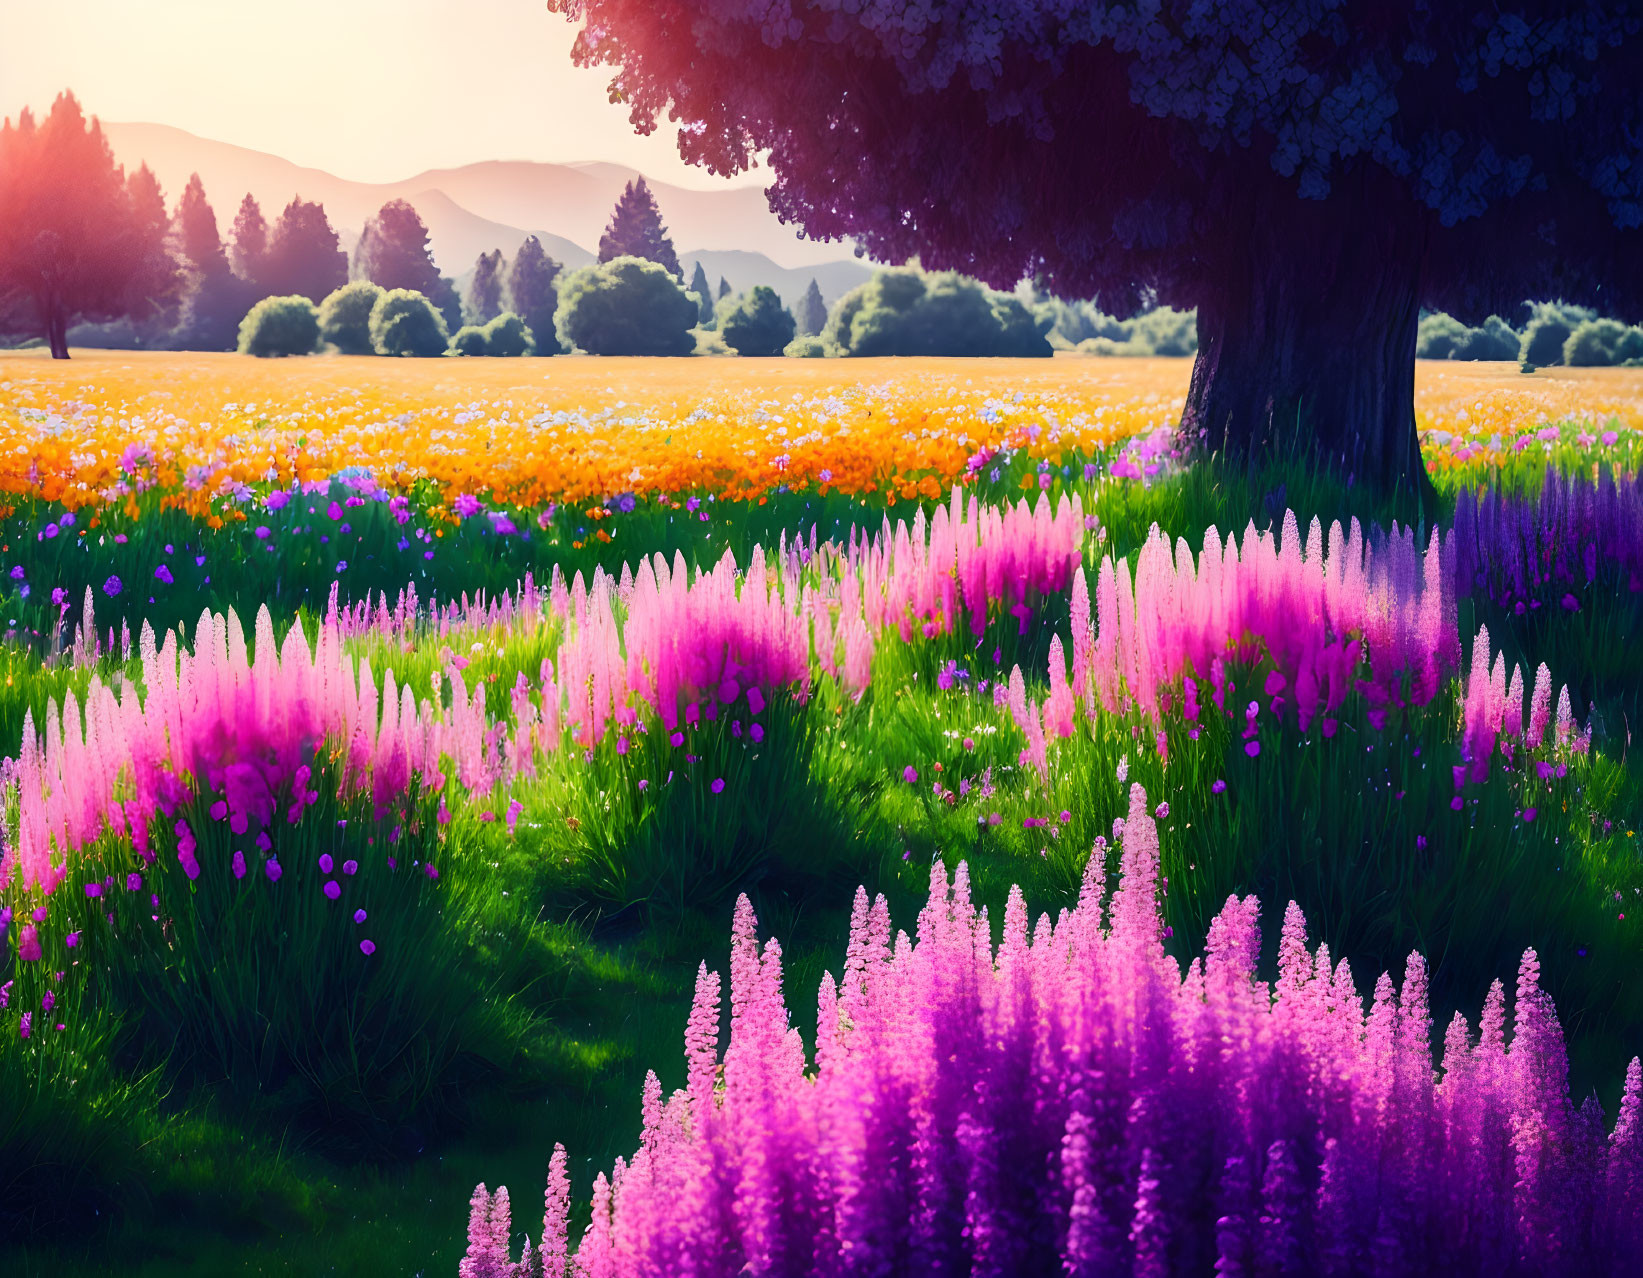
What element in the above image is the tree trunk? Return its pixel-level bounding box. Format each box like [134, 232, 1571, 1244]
[46, 308, 70, 360]
[1179, 174, 1434, 512]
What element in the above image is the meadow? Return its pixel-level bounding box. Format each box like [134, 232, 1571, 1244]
[1, 350, 1641, 1274]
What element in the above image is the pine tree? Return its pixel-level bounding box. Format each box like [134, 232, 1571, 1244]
[170, 173, 250, 350]
[354, 199, 441, 296]
[717, 275, 732, 300]
[506, 235, 562, 354]
[689, 260, 713, 325]
[466, 249, 505, 325]
[798, 277, 827, 336]
[262, 198, 347, 303]
[229, 193, 268, 285]
[597, 176, 681, 278]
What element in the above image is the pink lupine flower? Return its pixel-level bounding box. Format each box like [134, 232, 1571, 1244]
[18, 925, 42, 961]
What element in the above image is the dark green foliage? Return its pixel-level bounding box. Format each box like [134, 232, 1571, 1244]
[1519, 301, 1597, 367]
[1416, 312, 1520, 360]
[449, 313, 534, 357]
[718, 285, 796, 355]
[596, 177, 680, 278]
[173, 267, 254, 351]
[506, 236, 562, 354]
[261, 200, 347, 304]
[236, 295, 319, 357]
[464, 250, 505, 326]
[555, 255, 697, 356]
[1563, 318, 1643, 367]
[317, 281, 384, 355]
[449, 325, 489, 357]
[369, 289, 449, 357]
[784, 334, 829, 357]
[717, 275, 731, 300]
[797, 278, 827, 336]
[481, 312, 532, 357]
[825, 266, 1053, 357]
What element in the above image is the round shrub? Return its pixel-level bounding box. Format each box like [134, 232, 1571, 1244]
[784, 334, 831, 357]
[1519, 301, 1595, 366]
[369, 288, 450, 357]
[719, 285, 797, 356]
[1564, 318, 1643, 366]
[236, 295, 319, 357]
[554, 255, 698, 356]
[481, 311, 533, 357]
[449, 325, 489, 356]
[316, 281, 383, 355]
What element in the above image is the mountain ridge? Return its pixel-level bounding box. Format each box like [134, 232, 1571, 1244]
[102, 121, 875, 306]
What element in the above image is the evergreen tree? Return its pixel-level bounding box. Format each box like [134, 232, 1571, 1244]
[717, 275, 732, 300]
[507, 235, 562, 355]
[430, 276, 464, 336]
[354, 199, 441, 295]
[597, 177, 681, 278]
[262, 198, 348, 303]
[170, 173, 251, 350]
[689, 260, 713, 325]
[798, 277, 827, 336]
[465, 249, 505, 325]
[0, 92, 182, 357]
[229, 193, 268, 286]
[124, 162, 179, 334]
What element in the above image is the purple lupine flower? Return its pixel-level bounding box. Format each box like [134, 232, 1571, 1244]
[103, 575, 122, 596]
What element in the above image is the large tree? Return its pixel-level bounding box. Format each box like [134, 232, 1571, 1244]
[547, 2, 1643, 497]
[0, 92, 179, 358]
[597, 176, 682, 278]
[797, 277, 827, 337]
[262, 198, 347, 303]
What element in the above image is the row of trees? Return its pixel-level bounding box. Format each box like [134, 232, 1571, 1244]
[1418, 302, 1643, 368]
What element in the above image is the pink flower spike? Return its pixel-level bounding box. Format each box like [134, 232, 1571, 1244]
[232, 850, 247, 879]
[265, 859, 283, 882]
[750, 724, 764, 744]
[18, 925, 41, 961]
[64, 932, 79, 949]
[903, 766, 918, 783]
[323, 880, 341, 900]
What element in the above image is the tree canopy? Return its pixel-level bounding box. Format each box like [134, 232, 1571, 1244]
[262, 198, 347, 304]
[354, 199, 441, 296]
[547, 2, 1643, 492]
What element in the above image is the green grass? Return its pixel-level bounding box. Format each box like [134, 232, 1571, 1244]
[2, 445, 1640, 1273]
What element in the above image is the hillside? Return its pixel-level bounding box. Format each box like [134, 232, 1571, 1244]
[100, 121, 874, 304]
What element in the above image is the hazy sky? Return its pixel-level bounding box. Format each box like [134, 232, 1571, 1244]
[0, 0, 760, 188]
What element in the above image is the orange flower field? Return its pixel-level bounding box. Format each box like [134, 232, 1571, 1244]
[2, 351, 1639, 516]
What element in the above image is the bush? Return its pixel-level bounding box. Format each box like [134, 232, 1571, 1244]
[824, 266, 1053, 357]
[480, 311, 533, 357]
[1519, 300, 1596, 366]
[1563, 318, 1643, 366]
[369, 289, 450, 357]
[449, 325, 489, 356]
[317, 281, 384, 355]
[692, 326, 731, 356]
[235, 295, 319, 357]
[719, 285, 797, 356]
[784, 334, 831, 357]
[1417, 311, 1520, 360]
[554, 255, 698, 356]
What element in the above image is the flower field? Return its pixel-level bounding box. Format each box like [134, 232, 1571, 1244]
[1, 350, 1642, 1275]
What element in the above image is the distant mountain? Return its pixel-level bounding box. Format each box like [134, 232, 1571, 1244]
[100, 122, 873, 306]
